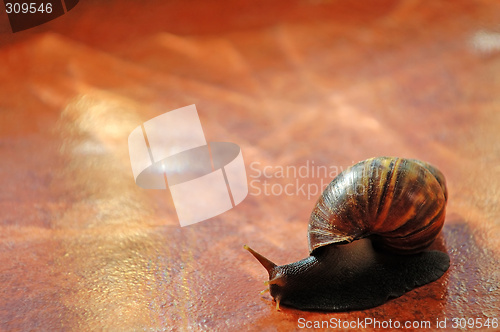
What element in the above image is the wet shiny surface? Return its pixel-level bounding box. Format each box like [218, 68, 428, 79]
[1, 0, 499, 330]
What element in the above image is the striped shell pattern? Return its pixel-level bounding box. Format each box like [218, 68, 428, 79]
[308, 157, 448, 254]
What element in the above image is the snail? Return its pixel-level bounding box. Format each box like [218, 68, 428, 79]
[244, 157, 450, 311]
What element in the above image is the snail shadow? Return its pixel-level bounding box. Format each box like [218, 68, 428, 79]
[256, 214, 497, 318]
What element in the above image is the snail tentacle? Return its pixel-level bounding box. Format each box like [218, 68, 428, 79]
[243, 245, 277, 276]
[260, 288, 270, 295]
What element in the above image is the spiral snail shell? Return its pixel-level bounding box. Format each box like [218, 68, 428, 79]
[245, 157, 450, 311]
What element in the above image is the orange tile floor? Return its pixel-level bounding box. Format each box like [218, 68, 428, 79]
[1, 0, 499, 330]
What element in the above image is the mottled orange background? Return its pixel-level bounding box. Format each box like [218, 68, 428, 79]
[0, 1, 499, 331]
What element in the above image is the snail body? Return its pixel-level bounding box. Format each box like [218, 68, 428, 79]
[245, 157, 450, 311]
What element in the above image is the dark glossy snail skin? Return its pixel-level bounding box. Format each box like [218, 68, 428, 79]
[245, 157, 450, 311]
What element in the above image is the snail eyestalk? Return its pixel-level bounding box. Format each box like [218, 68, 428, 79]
[243, 245, 277, 277]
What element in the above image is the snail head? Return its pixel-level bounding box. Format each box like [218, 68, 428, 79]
[244, 245, 287, 309]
